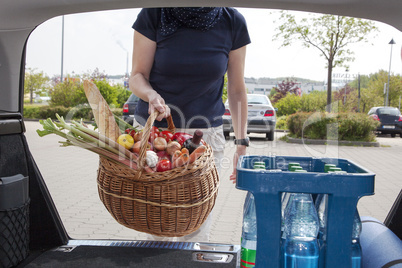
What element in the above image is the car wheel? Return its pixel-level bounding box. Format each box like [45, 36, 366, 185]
[266, 131, 274, 141]
[391, 133, 396, 138]
[224, 132, 230, 140]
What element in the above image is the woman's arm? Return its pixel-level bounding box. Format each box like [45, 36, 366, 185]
[129, 30, 170, 121]
[227, 45, 248, 183]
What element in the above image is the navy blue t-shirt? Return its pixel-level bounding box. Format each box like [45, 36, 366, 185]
[133, 8, 251, 128]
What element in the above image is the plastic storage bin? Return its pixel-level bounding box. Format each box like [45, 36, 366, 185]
[236, 155, 375, 268]
[0, 174, 29, 268]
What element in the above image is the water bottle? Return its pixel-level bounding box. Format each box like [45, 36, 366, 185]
[240, 193, 257, 268]
[315, 194, 328, 268]
[281, 164, 304, 243]
[240, 162, 264, 267]
[351, 209, 362, 268]
[283, 193, 319, 268]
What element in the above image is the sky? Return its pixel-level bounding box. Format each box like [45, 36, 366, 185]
[25, 8, 402, 82]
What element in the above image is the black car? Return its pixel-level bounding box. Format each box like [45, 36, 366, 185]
[122, 93, 140, 125]
[368, 106, 402, 137]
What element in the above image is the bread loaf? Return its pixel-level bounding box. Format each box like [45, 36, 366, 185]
[83, 80, 121, 141]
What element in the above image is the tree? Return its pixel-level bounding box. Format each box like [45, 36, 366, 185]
[271, 78, 299, 103]
[222, 73, 229, 103]
[366, 70, 402, 108]
[24, 68, 49, 104]
[273, 12, 378, 112]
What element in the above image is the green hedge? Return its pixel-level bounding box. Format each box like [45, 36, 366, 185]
[287, 112, 380, 142]
[276, 115, 288, 130]
[24, 105, 122, 121]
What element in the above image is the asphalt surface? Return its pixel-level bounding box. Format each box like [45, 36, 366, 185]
[24, 121, 402, 244]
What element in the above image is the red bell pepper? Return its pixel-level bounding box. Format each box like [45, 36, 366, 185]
[172, 132, 193, 146]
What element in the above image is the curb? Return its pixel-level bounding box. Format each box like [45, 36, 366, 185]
[286, 137, 380, 147]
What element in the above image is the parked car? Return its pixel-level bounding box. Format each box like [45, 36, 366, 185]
[122, 93, 140, 125]
[368, 106, 402, 137]
[222, 94, 276, 140]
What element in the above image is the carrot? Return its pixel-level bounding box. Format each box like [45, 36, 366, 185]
[188, 145, 206, 164]
[172, 150, 182, 164]
[173, 153, 189, 168]
[181, 147, 189, 155]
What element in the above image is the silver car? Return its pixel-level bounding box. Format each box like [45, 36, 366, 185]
[222, 94, 276, 140]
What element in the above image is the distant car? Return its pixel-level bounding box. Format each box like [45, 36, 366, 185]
[222, 94, 276, 140]
[122, 93, 140, 125]
[34, 94, 51, 104]
[368, 106, 402, 137]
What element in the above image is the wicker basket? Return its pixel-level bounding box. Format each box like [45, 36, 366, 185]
[97, 111, 220, 237]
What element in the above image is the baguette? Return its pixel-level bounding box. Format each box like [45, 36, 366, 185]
[83, 80, 121, 141]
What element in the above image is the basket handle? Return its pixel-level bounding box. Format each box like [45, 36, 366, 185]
[136, 110, 175, 176]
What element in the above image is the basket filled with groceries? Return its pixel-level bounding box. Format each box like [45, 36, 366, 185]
[37, 80, 219, 237]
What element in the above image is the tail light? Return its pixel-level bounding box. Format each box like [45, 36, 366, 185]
[123, 104, 129, 113]
[264, 110, 274, 117]
[371, 114, 380, 121]
[399, 116, 402, 122]
[224, 109, 231, 116]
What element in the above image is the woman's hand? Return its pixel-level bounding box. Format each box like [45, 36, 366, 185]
[148, 92, 171, 121]
[229, 145, 247, 184]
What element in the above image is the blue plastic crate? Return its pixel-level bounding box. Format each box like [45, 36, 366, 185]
[236, 155, 375, 268]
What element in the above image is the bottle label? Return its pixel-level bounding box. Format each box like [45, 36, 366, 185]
[240, 247, 256, 268]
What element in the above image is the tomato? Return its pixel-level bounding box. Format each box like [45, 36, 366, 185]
[156, 150, 169, 160]
[125, 128, 136, 138]
[151, 126, 160, 135]
[148, 131, 160, 143]
[156, 159, 172, 172]
[160, 130, 174, 142]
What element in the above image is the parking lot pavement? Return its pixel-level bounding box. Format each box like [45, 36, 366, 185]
[24, 121, 401, 245]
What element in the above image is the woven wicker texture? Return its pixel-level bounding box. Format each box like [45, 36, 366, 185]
[97, 111, 219, 237]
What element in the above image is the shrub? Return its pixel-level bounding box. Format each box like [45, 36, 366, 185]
[24, 105, 122, 121]
[94, 80, 118, 107]
[275, 94, 302, 116]
[115, 85, 132, 108]
[49, 78, 86, 107]
[337, 113, 380, 141]
[300, 91, 327, 113]
[275, 115, 288, 130]
[287, 112, 379, 142]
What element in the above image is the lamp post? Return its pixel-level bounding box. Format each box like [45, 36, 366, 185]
[61, 15, 65, 82]
[386, 38, 396, 107]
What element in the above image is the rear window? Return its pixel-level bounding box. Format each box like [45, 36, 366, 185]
[378, 108, 400, 116]
[127, 94, 140, 102]
[247, 95, 270, 105]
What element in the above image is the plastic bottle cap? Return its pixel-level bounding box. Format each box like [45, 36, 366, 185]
[288, 162, 301, 168]
[324, 164, 337, 172]
[328, 167, 342, 172]
[253, 165, 265, 170]
[289, 166, 303, 171]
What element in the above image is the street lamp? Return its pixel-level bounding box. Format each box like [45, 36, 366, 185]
[386, 38, 396, 107]
[61, 15, 65, 82]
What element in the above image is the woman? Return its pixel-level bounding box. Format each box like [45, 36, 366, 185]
[129, 7, 250, 241]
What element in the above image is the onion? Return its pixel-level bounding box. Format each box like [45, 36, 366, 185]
[153, 137, 167, 151]
[166, 141, 181, 155]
